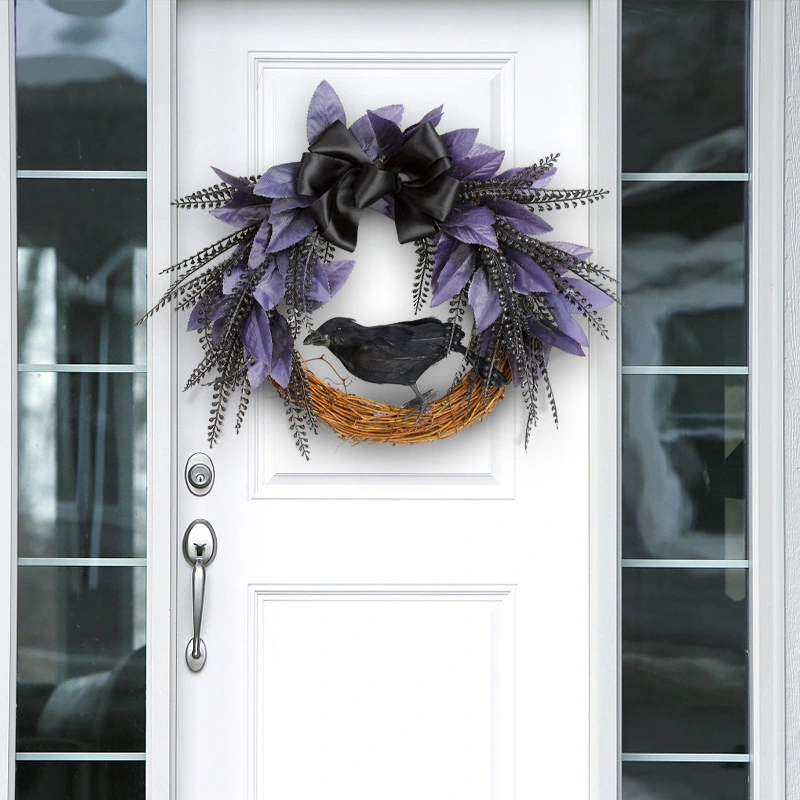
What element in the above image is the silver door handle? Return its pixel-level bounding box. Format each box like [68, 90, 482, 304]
[183, 520, 217, 672]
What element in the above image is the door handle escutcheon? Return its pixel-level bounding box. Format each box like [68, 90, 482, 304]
[183, 519, 217, 672]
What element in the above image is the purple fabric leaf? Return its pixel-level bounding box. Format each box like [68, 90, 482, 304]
[349, 104, 404, 159]
[368, 110, 403, 158]
[549, 240, 593, 261]
[187, 296, 226, 332]
[222, 265, 246, 295]
[403, 105, 444, 138]
[266, 208, 316, 253]
[253, 262, 286, 311]
[248, 219, 272, 269]
[565, 277, 615, 310]
[545, 294, 589, 347]
[440, 128, 479, 164]
[241, 305, 273, 365]
[304, 258, 331, 303]
[527, 318, 585, 357]
[307, 80, 347, 144]
[486, 198, 552, 236]
[468, 266, 502, 333]
[247, 360, 270, 389]
[270, 195, 313, 215]
[432, 232, 459, 276]
[210, 191, 270, 227]
[451, 142, 505, 181]
[211, 317, 226, 343]
[268, 315, 294, 388]
[439, 205, 498, 249]
[322, 259, 356, 298]
[254, 162, 300, 198]
[431, 242, 476, 306]
[211, 167, 252, 190]
[504, 248, 556, 294]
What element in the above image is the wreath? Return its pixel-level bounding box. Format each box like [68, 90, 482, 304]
[145, 81, 615, 458]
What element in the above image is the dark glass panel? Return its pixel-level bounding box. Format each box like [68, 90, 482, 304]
[622, 568, 748, 754]
[16, 760, 144, 800]
[16, 567, 145, 753]
[17, 179, 147, 366]
[622, 375, 746, 560]
[18, 373, 146, 558]
[623, 762, 748, 800]
[15, 0, 146, 170]
[621, 181, 747, 367]
[621, 0, 748, 173]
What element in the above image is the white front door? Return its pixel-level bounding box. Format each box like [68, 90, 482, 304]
[173, 2, 596, 798]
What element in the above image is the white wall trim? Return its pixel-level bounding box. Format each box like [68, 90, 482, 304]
[147, 2, 177, 799]
[0, 2, 15, 796]
[589, 1, 620, 799]
[750, 2, 787, 798]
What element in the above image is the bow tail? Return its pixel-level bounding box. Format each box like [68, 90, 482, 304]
[308, 172, 364, 252]
[393, 195, 441, 244]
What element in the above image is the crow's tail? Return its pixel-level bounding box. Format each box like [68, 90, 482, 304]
[445, 325, 508, 388]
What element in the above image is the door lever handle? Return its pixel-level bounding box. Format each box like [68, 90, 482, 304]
[183, 520, 217, 672]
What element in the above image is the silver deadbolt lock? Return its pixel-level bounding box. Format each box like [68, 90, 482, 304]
[185, 453, 214, 496]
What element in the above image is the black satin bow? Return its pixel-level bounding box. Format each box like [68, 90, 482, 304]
[296, 120, 461, 251]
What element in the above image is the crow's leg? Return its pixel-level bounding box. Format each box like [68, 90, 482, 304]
[402, 382, 436, 423]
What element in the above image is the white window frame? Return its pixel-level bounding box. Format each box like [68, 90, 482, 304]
[0, 1, 789, 798]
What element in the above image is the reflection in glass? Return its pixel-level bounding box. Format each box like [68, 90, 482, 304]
[15, 0, 146, 170]
[16, 567, 145, 753]
[623, 762, 748, 800]
[622, 375, 746, 560]
[622, 568, 748, 754]
[17, 179, 147, 366]
[621, 0, 748, 173]
[621, 182, 747, 367]
[16, 760, 144, 800]
[18, 373, 146, 558]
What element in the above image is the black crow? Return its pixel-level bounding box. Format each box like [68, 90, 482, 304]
[303, 317, 507, 420]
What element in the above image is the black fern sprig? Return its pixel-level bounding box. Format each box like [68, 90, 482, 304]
[412, 237, 435, 314]
[235, 381, 252, 434]
[285, 234, 318, 336]
[157, 227, 256, 276]
[173, 182, 236, 210]
[447, 288, 469, 352]
[458, 153, 561, 202]
[281, 351, 318, 460]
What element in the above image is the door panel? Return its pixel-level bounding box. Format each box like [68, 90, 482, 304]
[176, 2, 591, 799]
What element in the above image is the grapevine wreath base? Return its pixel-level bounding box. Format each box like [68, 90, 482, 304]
[145, 81, 615, 458]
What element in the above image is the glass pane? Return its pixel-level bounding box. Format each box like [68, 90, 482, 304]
[623, 762, 748, 800]
[622, 375, 746, 560]
[622, 568, 748, 754]
[15, 0, 146, 171]
[17, 180, 147, 366]
[18, 372, 146, 559]
[16, 567, 145, 753]
[621, 181, 747, 367]
[621, 0, 748, 173]
[16, 760, 144, 800]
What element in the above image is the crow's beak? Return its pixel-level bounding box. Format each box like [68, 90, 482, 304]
[303, 329, 330, 347]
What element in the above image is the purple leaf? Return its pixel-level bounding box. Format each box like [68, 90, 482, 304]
[403, 105, 444, 138]
[187, 296, 226, 332]
[254, 162, 300, 199]
[451, 142, 505, 181]
[504, 248, 556, 294]
[565, 277, 615, 310]
[431, 242, 476, 306]
[253, 262, 286, 311]
[304, 258, 330, 302]
[266, 208, 316, 253]
[368, 110, 403, 157]
[322, 259, 356, 298]
[307, 80, 347, 144]
[248, 219, 272, 269]
[487, 198, 552, 236]
[241, 305, 273, 365]
[469, 266, 502, 333]
[350, 104, 404, 160]
[545, 294, 588, 347]
[433, 232, 459, 276]
[268, 315, 294, 388]
[211, 167, 252, 190]
[247, 360, 270, 388]
[222, 264, 246, 295]
[440, 205, 498, 249]
[210, 191, 270, 227]
[440, 128, 478, 164]
[269, 195, 313, 215]
[527, 318, 585, 357]
[549, 240, 593, 261]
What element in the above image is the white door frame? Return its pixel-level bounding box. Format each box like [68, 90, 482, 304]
[0, 1, 788, 799]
